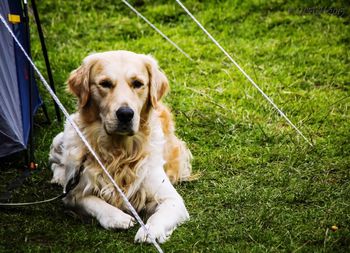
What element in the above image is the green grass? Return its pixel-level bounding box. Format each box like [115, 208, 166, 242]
[1, 0, 349, 252]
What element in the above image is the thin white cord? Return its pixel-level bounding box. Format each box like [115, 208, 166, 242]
[121, 0, 312, 146]
[121, 0, 193, 61]
[0, 14, 163, 253]
[175, 0, 313, 147]
[0, 195, 63, 206]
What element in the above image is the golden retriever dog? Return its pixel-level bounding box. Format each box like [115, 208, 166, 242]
[49, 50, 192, 243]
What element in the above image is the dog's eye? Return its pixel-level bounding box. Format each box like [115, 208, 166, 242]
[132, 80, 144, 89]
[99, 80, 113, 88]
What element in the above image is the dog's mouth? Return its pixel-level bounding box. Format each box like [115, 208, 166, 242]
[104, 123, 135, 136]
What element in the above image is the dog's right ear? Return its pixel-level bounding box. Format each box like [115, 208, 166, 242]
[67, 64, 90, 108]
[67, 56, 96, 108]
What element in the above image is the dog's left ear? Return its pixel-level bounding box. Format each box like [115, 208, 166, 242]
[143, 55, 169, 108]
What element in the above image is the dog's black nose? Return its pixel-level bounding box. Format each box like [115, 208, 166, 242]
[116, 107, 134, 123]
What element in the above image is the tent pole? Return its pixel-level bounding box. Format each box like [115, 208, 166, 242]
[23, 0, 36, 170]
[30, 0, 62, 122]
[41, 102, 51, 124]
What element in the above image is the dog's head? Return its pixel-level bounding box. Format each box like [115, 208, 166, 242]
[67, 50, 169, 136]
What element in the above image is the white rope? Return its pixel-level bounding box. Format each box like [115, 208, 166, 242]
[121, 0, 312, 146]
[0, 14, 163, 253]
[0, 195, 63, 206]
[121, 0, 193, 61]
[175, 0, 313, 147]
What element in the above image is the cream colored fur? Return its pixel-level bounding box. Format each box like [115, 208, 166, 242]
[49, 50, 192, 243]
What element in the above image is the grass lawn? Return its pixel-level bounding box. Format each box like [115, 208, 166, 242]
[1, 0, 349, 252]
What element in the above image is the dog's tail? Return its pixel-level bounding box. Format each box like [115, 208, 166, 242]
[165, 138, 199, 184]
[177, 140, 193, 181]
[158, 103, 198, 183]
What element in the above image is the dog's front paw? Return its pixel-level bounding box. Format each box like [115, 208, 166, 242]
[98, 211, 135, 230]
[135, 224, 173, 244]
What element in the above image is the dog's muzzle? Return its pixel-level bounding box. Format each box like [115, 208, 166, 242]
[115, 107, 134, 135]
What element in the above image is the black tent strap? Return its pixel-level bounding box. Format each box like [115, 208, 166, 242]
[0, 163, 83, 207]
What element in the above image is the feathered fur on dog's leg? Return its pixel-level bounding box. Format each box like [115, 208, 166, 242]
[49, 132, 65, 186]
[59, 115, 88, 194]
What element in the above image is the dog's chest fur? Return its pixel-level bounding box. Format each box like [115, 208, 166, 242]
[77, 110, 165, 211]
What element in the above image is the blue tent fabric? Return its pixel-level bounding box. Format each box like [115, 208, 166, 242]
[0, 0, 42, 158]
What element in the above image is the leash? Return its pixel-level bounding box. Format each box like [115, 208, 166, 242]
[0, 194, 64, 207]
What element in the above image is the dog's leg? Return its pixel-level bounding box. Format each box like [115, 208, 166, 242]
[73, 195, 136, 230]
[134, 168, 189, 243]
